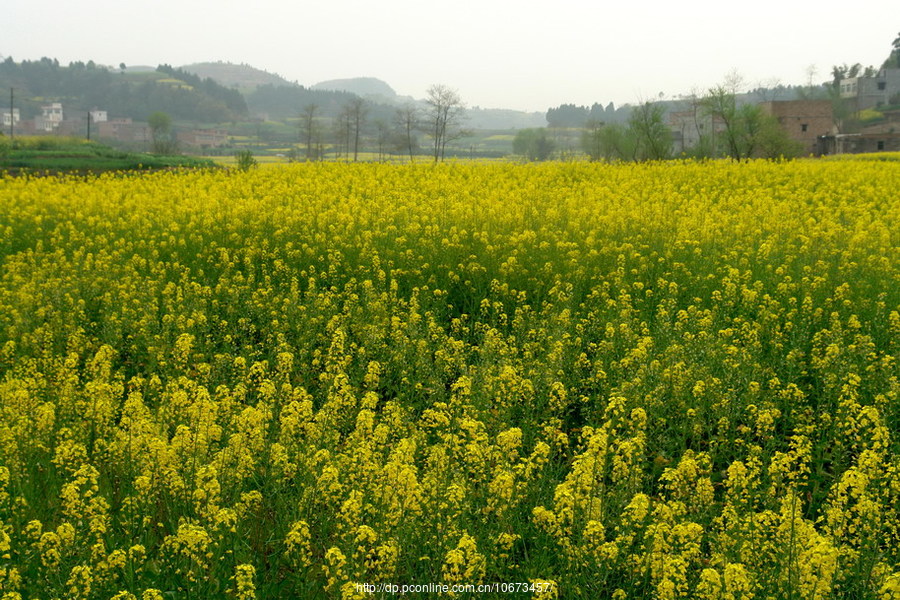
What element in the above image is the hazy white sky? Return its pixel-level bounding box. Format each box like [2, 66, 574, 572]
[4, 0, 898, 112]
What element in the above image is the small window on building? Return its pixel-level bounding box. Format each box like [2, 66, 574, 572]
[801, 124, 808, 132]
[878, 82, 886, 90]
[877, 141, 885, 151]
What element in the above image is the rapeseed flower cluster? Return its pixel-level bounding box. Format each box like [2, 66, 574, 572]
[0, 159, 897, 597]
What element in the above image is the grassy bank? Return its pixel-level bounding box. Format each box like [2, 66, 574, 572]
[0, 137, 215, 175]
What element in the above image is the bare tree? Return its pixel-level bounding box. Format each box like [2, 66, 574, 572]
[676, 87, 710, 156]
[753, 77, 783, 103]
[299, 103, 319, 161]
[425, 84, 466, 162]
[334, 104, 353, 160]
[797, 64, 828, 100]
[374, 119, 391, 161]
[581, 119, 604, 161]
[395, 103, 420, 163]
[345, 97, 369, 161]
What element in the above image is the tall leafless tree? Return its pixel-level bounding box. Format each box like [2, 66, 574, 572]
[299, 103, 319, 161]
[374, 119, 386, 161]
[345, 97, 369, 161]
[395, 103, 420, 163]
[334, 104, 353, 160]
[425, 84, 466, 162]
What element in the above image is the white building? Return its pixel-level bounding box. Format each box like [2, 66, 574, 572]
[36, 102, 64, 131]
[1, 108, 20, 127]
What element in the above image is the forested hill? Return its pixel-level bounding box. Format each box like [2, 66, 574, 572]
[0, 58, 248, 122]
[243, 84, 362, 120]
[179, 61, 296, 90]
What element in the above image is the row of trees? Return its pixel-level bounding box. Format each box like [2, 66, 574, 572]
[516, 75, 803, 163]
[16, 68, 798, 163]
[295, 84, 468, 162]
[535, 34, 900, 163]
[584, 89, 799, 162]
[578, 101, 675, 162]
[545, 102, 622, 128]
[309, 31, 900, 163]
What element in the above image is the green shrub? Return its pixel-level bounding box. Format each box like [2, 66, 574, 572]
[234, 149, 258, 171]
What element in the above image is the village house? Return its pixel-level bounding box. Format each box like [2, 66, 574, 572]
[176, 128, 229, 149]
[96, 118, 151, 143]
[839, 67, 900, 111]
[668, 109, 726, 154]
[824, 108, 900, 154]
[34, 102, 64, 132]
[2, 108, 20, 129]
[758, 100, 834, 155]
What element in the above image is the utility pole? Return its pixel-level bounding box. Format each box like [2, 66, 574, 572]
[86, 110, 91, 141]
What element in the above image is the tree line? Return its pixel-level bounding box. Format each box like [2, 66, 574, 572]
[516, 74, 803, 163]
[545, 102, 623, 128]
[292, 84, 468, 163]
[0, 58, 248, 122]
[518, 33, 900, 162]
[0, 55, 473, 162]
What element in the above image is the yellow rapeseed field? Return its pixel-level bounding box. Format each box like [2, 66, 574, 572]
[0, 160, 898, 599]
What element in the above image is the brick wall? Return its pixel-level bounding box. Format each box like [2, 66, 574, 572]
[759, 100, 833, 155]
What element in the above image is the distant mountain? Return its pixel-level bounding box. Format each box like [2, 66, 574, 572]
[312, 77, 397, 99]
[180, 61, 297, 90]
